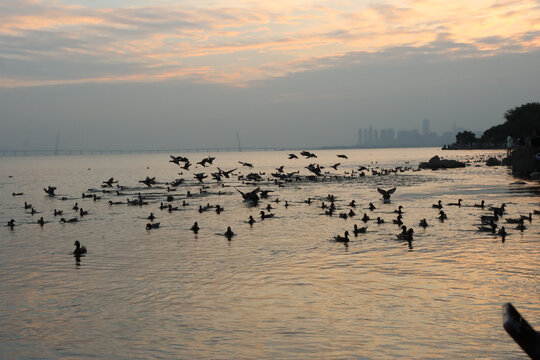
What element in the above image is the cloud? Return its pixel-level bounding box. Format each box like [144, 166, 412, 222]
[0, 0, 539, 87]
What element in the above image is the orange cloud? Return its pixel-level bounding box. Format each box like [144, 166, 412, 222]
[0, 0, 538, 87]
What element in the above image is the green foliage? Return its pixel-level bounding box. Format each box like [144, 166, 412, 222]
[455, 130, 478, 145]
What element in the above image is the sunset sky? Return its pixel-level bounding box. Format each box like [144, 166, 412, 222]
[1, 0, 539, 149]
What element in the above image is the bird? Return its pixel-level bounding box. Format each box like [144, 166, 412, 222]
[139, 177, 155, 188]
[260, 211, 275, 219]
[191, 222, 200, 234]
[498, 226, 508, 241]
[194, 173, 207, 183]
[248, 216, 256, 225]
[477, 222, 497, 233]
[288, 153, 298, 159]
[396, 228, 414, 242]
[362, 213, 370, 222]
[369, 203, 376, 211]
[474, 200, 485, 208]
[43, 186, 57, 196]
[37, 217, 45, 226]
[376, 217, 385, 224]
[236, 187, 260, 204]
[337, 154, 348, 159]
[72, 202, 79, 211]
[60, 217, 78, 223]
[393, 205, 404, 214]
[146, 222, 160, 230]
[224, 226, 235, 239]
[353, 224, 367, 235]
[24, 201, 32, 209]
[330, 163, 341, 170]
[238, 161, 254, 168]
[392, 214, 403, 225]
[79, 208, 88, 217]
[432, 200, 443, 209]
[7, 219, 15, 229]
[438, 210, 447, 221]
[448, 199, 463, 206]
[300, 151, 317, 158]
[54, 209, 63, 216]
[333, 231, 349, 243]
[73, 241, 87, 255]
[147, 213, 155, 221]
[102, 177, 118, 187]
[377, 187, 396, 203]
[419, 219, 429, 228]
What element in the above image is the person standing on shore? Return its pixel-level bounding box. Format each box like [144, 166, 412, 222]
[507, 133, 514, 156]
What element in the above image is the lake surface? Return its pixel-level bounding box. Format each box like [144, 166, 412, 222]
[1, 148, 538, 359]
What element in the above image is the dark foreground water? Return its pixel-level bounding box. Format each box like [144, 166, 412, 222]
[0, 148, 538, 359]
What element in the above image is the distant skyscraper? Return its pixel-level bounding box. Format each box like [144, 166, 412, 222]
[368, 126, 373, 146]
[358, 129, 362, 146]
[422, 119, 429, 135]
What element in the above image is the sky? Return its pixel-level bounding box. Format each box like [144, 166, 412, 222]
[1, 0, 539, 150]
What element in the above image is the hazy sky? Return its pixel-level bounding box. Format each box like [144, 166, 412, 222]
[1, 0, 539, 150]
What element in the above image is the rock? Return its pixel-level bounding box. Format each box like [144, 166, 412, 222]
[486, 157, 501, 166]
[419, 155, 466, 169]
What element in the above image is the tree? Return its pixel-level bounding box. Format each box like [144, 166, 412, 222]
[455, 130, 477, 145]
[481, 102, 540, 145]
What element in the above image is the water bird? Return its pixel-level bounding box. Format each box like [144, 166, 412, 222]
[215, 205, 223, 214]
[393, 214, 403, 225]
[266, 204, 273, 211]
[24, 201, 32, 209]
[238, 161, 254, 168]
[481, 210, 499, 224]
[108, 200, 123, 205]
[236, 187, 260, 204]
[419, 219, 429, 228]
[505, 217, 523, 224]
[474, 200, 485, 208]
[181, 161, 192, 170]
[248, 216, 256, 225]
[43, 186, 57, 196]
[218, 168, 236, 178]
[520, 213, 532, 222]
[37, 217, 45, 226]
[191, 222, 200, 233]
[73, 202, 79, 211]
[7, 219, 15, 228]
[337, 154, 348, 159]
[448, 199, 463, 206]
[348, 209, 356, 217]
[396, 228, 414, 241]
[139, 177, 156, 188]
[369, 203, 376, 211]
[515, 223, 526, 231]
[362, 213, 370, 222]
[169, 155, 188, 165]
[394, 205, 404, 214]
[349, 200, 356, 208]
[377, 187, 396, 203]
[300, 151, 317, 158]
[438, 210, 447, 221]
[54, 209, 63, 216]
[60, 217, 78, 223]
[224, 226, 235, 239]
[260, 211, 275, 219]
[353, 224, 367, 235]
[197, 156, 215, 167]
[432, 200, 443, 209]
[194, 173, 207, 183]
[12, 192, 23, 196]
[288, 153, 298, 159]
[330, 163, 341, 170]
[339, 213, 348, 219]
[477, 222, 497, 233]
[73, 241, 87, 256]
[489, 204, 506, 215]
[102, 177, 118, 187]
[147, 213, 155, 221]
[80, 208, 88, 217]
[377, 217, 385, 224]
[333, 231, 349, 243]
[146, 222, 160, 230]
[498, 226, 508, 241]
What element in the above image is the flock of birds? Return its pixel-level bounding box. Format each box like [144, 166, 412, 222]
[5, 150, 539, 257]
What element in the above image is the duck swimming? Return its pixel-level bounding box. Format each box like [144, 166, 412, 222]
[376, 217, 385, 224]
[248, 215, 256, 225]
[73, 240, 87, 255]
[447, 199, 462, 206]
[369, 203, 376, 211]
[191, 222, 200, 233]
[362, 213, 370, 222]
[438, 210, 447, 221]
[353, 224, 367, 235]
[474, 200, 485, 208]
[146, 222, 160, 230]
[60, 217, 78, 223]
[260, 211, 275, 220]
[37, 217, 45, 226]
[7, 219, 15, 229]
[419, 219, 428, 228]
[393, 205, 404, 214]
[432, 200, 443, 209]
[333, 231, 349, 243]
[224, 226, 235, 239]
[147, 213, 155, 221]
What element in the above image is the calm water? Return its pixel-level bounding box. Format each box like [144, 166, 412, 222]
[1, 148, 538, 359]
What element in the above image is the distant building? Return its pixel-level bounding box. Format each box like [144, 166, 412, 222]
[422, 119, 430, 135]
